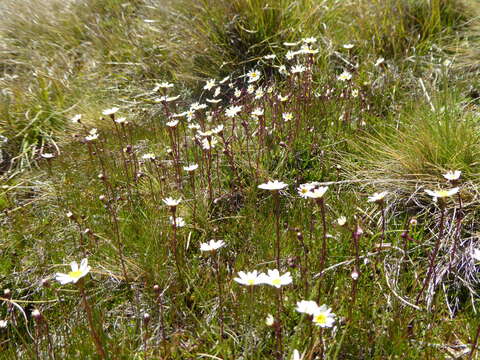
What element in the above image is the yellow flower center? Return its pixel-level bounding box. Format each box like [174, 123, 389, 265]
[314, 313, 327, 325]
[247, 279, 255, 285]
[272, 278, 281, 286]
[68, 270, 83, 279]
[437, 190, 450, 197]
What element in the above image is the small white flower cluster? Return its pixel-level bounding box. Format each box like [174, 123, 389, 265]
[297, 183, 328, 199]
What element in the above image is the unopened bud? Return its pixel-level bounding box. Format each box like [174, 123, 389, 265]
[41, 279, 50, 288]
[3, 289, 11, 299]
[351, 271, 359, 280]
[32, 309, 42, 321]
[99, 195, 106, 202]
[98, 173, 105, 180]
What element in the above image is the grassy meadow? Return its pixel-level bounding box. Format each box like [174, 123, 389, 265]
[1, 0, 480, 358]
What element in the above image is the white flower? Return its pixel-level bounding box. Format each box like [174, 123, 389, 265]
[311, 304, 336, 328]
[247, 70, 261, 83]
[265, 314, 275, 326]
[183, 164, 198, 172]
[260, 269, 292, 288]
[278, 65, 288, 76]
[207, 98, 221, 104]
[291, 64, 306, 74]
[352, 89, 359, 98]
[201, 137, 218, 150]
[278, 94, 289, 102]
[234, 270, 264, 286]
[284, 41, 301, 47]
[258, 180, 288, 191]
[297, 183, 315, 198]
[443, 170, 461, 181]
[255, 87, 265, 99]
[337, 216, 347, 226]
[115, 117, 127, 124]
[292, 349, 303, 360]
[337, 71, 352, 81]
[234, 88, 242, 98]
[157, 82, 174, 89]
[166, 120, 179, 128]
[85, 128, 99, 141]
[102, 107, 120, 116]
[71, 114, 82, 123]
[251, 108, 264, 117]
[0, 320, 7, 328]
[472, 248, 480, 262]
[212, 125, 224, 134]
[55, 259, 91, 285]
[425, 187, 459, 200]
[200, 239, 225, 252]
[374, 57, 385, 67]
[225, 105, 243, 118]
[247, 85, 255, 94]
[343, 43, 354, 49]
[305, 186, 328, 199]
[282, 112, 293, 122]
[302, 37, 317, 44]
[286, 51, 297, 60]
[142, 153, 156, 160]
[296, 300, 320, 315]
[204, 79, 216, 90]
[367, 191, 388, 203]
[170, 216, 185, 228]
[162, 197, 181, 207]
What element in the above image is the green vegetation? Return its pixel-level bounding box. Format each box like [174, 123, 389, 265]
[1, 0, 480, 359]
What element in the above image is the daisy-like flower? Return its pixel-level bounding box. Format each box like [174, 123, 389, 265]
[142, 153, 156, 160]
[247, 69, 261, 83]
[351, 89, 359, 98]
[71, 114, 82, 123]
[183, 164, 198, 172]
[255, 87, 265, 99]
[225, 105, 243, 118]
[234, 88, 242, 98]
[311, 304, 336, 328]
[305, 186, 328, 199]
[162, 197, 181, 207]
[41, 153, 55, 159]
[286, 51, 297, 60]
[302, 37, 317, 44]
[425, 188, 459, 200]
[374, 57, 385, 67]
[233, 270, 264, 286]
[251, 108, 264, 117]
[157, 82, 174, 89]
[282, 112, 293, 122]
[258, 180, 288, 191]
[200, 239, 225, 252]
[247, 85, 255, 94]
[278, 94, 289, 102]
[55, 258, 91, 285]
[337, 70, 352, 81]
[343, 43, 354, 49]
[115, 117, 127, 124]
[203, 79, 216, 91]
[297, 183, 315, 198]
[201, 137, 218, 150]
[166, 120, 179, 128]
[102, 107, 119, 116]
[291, 64, 306, 74]
[278, 65, 288, 76]
[212, 125, 224, 134]
[337, 216, 347, 226]
[170, 216, 186, 228]
[85, 128, 99, 141]
[443, 170, 461, 181]
[296, 300, 320, 315]
[260, 269, 292, 288]
[265, 314, 275, 326]
[292, 349, 304, 360]
[367, 191, 388, 203]
[472, 248, 480, 262]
